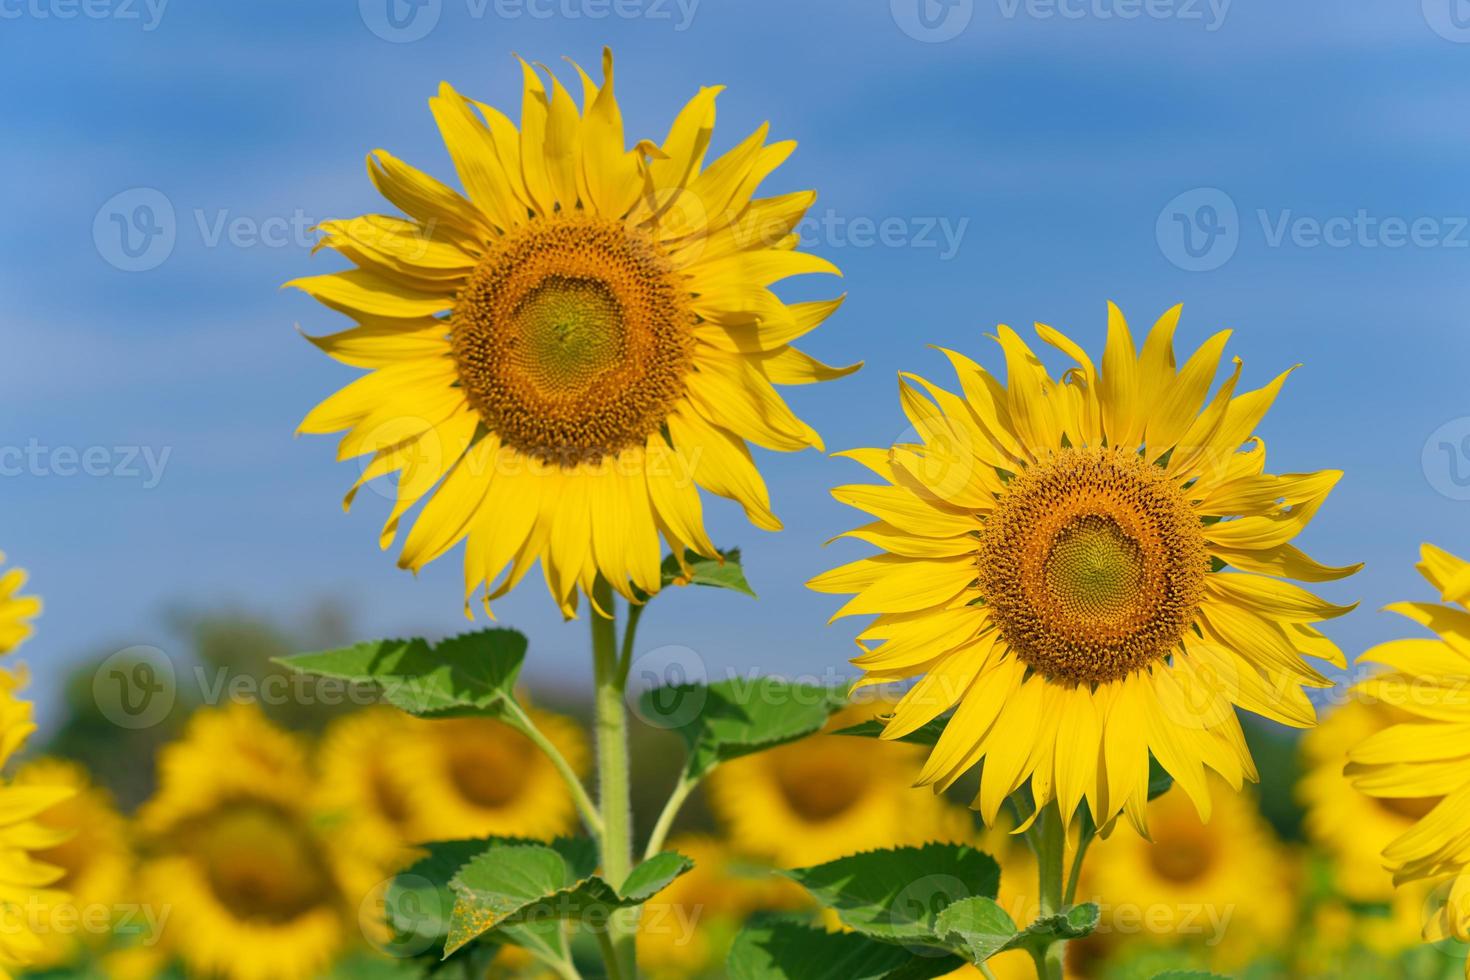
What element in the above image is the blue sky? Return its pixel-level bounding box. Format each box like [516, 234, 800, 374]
[4, 1, 1470, 724]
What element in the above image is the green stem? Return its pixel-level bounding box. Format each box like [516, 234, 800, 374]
[643, 773, 698, 861]
[1029, 803, 1066, 980]
[594, 927, 625, 980]
[591, 578, 638, 980]
[504, 699, 603, 839]
[1063, 827, 1093, 907]
[617, 600, 644, 687]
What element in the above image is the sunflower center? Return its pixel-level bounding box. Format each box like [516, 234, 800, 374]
[446, 724, 535, 809]
[450, 214, 695, 465]
[772, 744, 871, 823]
[192, 805, 335, 924]
[1147, 826, 1216, 883]
[977, 447, 1208, 685]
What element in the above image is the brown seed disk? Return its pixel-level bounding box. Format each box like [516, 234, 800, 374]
[450, 214, 695, 465]
[976, 447, 1208, 685]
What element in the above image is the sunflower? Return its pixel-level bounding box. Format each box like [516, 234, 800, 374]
[1301, 699, 1438, 904]
[291, 49, 851, 618]
[0, 554, 39, 656]
[315, 706, 587, 859]
[1080, 777, 1294, 969]
[137, 703, 364, 980]
[10, 758, 133, 968]
[809, 303, 1358, 833]
[0, 566, 75, 980]
[705, 701, 972, 868]
[1346, 543, 1470, 953]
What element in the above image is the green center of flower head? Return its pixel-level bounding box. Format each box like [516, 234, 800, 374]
[450, 214, 696, 466]
[1044, 516, 1146, 626]
[512, 276, 625, 394]
[193, 804, 335, 924]
[978, 447, 1209, 685]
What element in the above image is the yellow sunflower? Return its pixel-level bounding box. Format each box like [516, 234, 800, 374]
[137, 703, 364, 980]
[10, 758, 133, 969]
[0, 565, 75, 980]
[0, 556, 38, 656]
[1300, 699, 1438, 904]
[1346, 543, 1470, 954]
[291, 49, 851, 618]
[809, 303, 1358, 834]
[1080, 776, 1294, 969]
[315, 706, 588, 860]
[705, 701, 972, 868]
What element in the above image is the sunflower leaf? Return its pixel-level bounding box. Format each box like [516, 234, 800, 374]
[384, 837, 568, 965]
[781, 843, 1001, 943]
[931, 897, 1018, 961]
[444, 842, 691, 956]
[833, 716, 948, 746]
[641, 677, 847, 779]
[727, 916, 963, 980]
[998, 903, 1100, 955]
[1148, 755, 1174, 800]
[274, 628, 526, 718]
[651, 547, 756, 598]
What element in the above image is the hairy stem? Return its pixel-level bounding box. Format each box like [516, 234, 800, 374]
[504, 699, 603, 839]
[591, 578, 638, 979]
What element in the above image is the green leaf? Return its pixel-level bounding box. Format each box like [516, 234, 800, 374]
[932, 897, 1018, 962]
[1148, 755, 1174, 800]
[275, 629, 526, 718]
[642, 677, 847, 779]
[1153, 973, 1230, 979]
[1001, 903, 1099, 955]
[728, 917, 963, 980]
[661, 547, 756, 597]
[445, 841, 691, 955]
[384, 838, 563, 962]
[782, 843, 1000, 943]
[833, 717, 947, 747]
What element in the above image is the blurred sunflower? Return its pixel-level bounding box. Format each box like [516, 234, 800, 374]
[638, 835, 767, 979]
[137, 703, 364, 980]
[11, 758, 132, 969]
[1081, 777, 1294, 969]
[316, 706, 587, 861]
[0, 563, 76, 980]
[706, 701, 971, 868]
[291, 48, 851, 618]
[810, 303, 1358, 833]
[1301, 699, 1438, 904]
[1347, 543, 1470, 953]
[0, 555, 38, 655]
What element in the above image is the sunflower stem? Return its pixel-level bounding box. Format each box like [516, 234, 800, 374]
[617, 600, 644, 687]
[591, 578, 638, 980]
[643, 773, 697, 861]
[504, 698, 603, 839]
[1029, 802, 1067, 980]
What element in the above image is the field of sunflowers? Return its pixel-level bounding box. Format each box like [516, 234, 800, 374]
[6, 4, 1470, 980]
